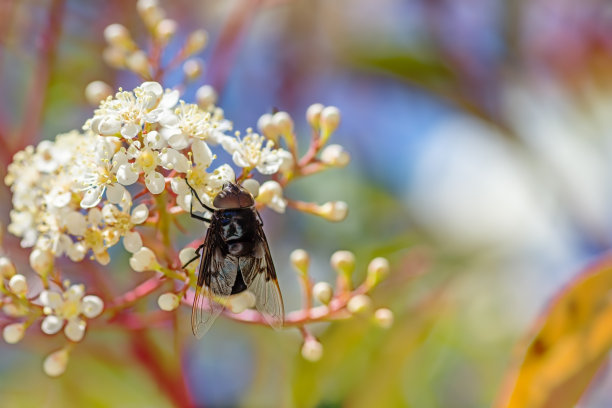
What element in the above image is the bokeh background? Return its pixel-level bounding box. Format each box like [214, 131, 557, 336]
[3, 0, 612, 406]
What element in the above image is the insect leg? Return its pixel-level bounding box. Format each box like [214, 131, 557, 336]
[190, 193, 211, 223]
[182, 243, 205, 269]
[185, 178, 215, 213]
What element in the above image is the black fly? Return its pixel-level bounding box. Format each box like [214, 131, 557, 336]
[182, 181, 284, 338]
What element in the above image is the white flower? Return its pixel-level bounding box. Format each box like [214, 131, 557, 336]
[101, 192, 149, 253]
[161, 102, 229, 149]
[39, 284, 104, 342]
[221, 131, 287, 175]
[125, 141, 165, 194]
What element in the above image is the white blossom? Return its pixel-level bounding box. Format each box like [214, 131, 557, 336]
[221, 131, 287, 175]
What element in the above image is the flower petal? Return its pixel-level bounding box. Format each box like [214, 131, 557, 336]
[192, 140, 213, 167]
[80, 186, 103, 209]
[123, 230, 143, 253]
[121, 123, 141, 139]
[145, 171, 165, 194]
[41, 315, 64, 335]
[106, 183, 126, 204]
[116, 164, 139, 185]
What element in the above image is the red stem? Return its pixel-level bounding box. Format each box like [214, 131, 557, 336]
[130, 328, 196, 408]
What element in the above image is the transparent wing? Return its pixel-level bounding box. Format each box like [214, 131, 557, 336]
[191, 225, 237, 338]
[241, 224, 285, 329]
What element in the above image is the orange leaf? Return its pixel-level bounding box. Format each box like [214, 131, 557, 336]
[496, 255, 612, 408]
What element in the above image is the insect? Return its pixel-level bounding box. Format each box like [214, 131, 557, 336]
[182, 180, 284, 338]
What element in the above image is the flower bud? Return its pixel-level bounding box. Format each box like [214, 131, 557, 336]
[196, 85, 217, 110]
[129, 247, 157, 272]
[290, 249, 310, 275]
[3, 323, 25, 344]
[8, 274, 27, 296]
[85, 81, 113, 106]
[29, 248, 53, 277]
[241, 179, 260, 198]
[228, 291, 256, 314]
[126, 50, 150, 78]
[320, 106, 340, 141]
[179, 247, 197, 268]
[318, 201, 348, 222]
[137, 0, 164, 28]
[103, 46, 126, 68]
[43, 348, 70, 377]
[374, 308, 394, 329]
[330, 250, 355, 276]
[257, 113, 280, 142]
[155, 19, 177, 42]
[103, 24, 132, 49]
[42, 315, 63, 335]
[0, 256, 16, 279]
[312, 282, 333, 304]
[272, 111, 293, 136]
[183, 58, 204, 81]
[366, 257, 390, 288]
[185, 29, 208, 56]
[321, 144, 350, 167]
[158, 293, 180, 311]
[306, 103, 324, 129]
[347, 294, 372, 315]
[301, 338, 323, 362]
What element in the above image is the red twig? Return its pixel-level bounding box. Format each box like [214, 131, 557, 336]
[130, 328, 196, 408]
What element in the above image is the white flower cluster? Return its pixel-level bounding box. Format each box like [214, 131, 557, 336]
[5, 81, 295, 268]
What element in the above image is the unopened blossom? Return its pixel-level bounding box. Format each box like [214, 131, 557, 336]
[290, 249, 310, 275]
[3, 322, 26, 344]
[8, 274, 27, 296]
[330, 250, 355, 276]
[241, 179, 260, 198]
[39, 284, 104, 342]
[256, 181, 287, 213]
[347, 294, 372, 315]
[318, 201, 348, 222]
[313, 282, 333, 305]
[184, 29, 208, 56]
[85, 80, 113, 105]
[129, 247, 157, 272]
[374, 308, 394, 329]
[43, 348, 70, 377]
[158, 293, 180, 311]
[301, 338, 323, 362]
[321, 144, 350, 167]
[222, 131, 288, 175]
[306, 103, 324, 129]
[196, 85, 217, 110]
[0, 256, 16, 278]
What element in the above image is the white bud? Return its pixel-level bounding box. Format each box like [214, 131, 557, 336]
[257, 113, 279, 141]
[129, 247, 157, 272]
[29, 248, 53, 276]
[8, 274, 27, 296]
[272, 111, 293, 136]
[330, 250, 355, 276]
[290, 249, 310, 275]
[306, 103, 324, 129]
[179, 247, 197, 267]
[312, 282, 333, 304]
[320, 144, 350, 167]
[85, 81, 113, 105]
[241, 179, 260, 198]
[103, 46, 126, 68]
[137, 0, 164, 28]
[347, 294, 372, 315]
[228, 291, 256, 314]
[3, 323, 25, 344]
[155, 19, 177, 42]
[185, 29, 208, 56]
[158, 293, 180, 311]
[183, 58, 204, 80]
[64, 319, 86, 342]
[196, 85, 217, 109]
[301, 338, 323, 362]
[126, 50, 150, 78]
[319, 201, 348, 222]
[0, 256, 16, 278]
[43, 348, 70, 377]
[374, 308, 394, 329]
[82, 295, 104, 318]
[103, 24, 132, 48]
[320, 106, 340, 138]
[41, 315, 64, 335]
[366, 257, 390, 287]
